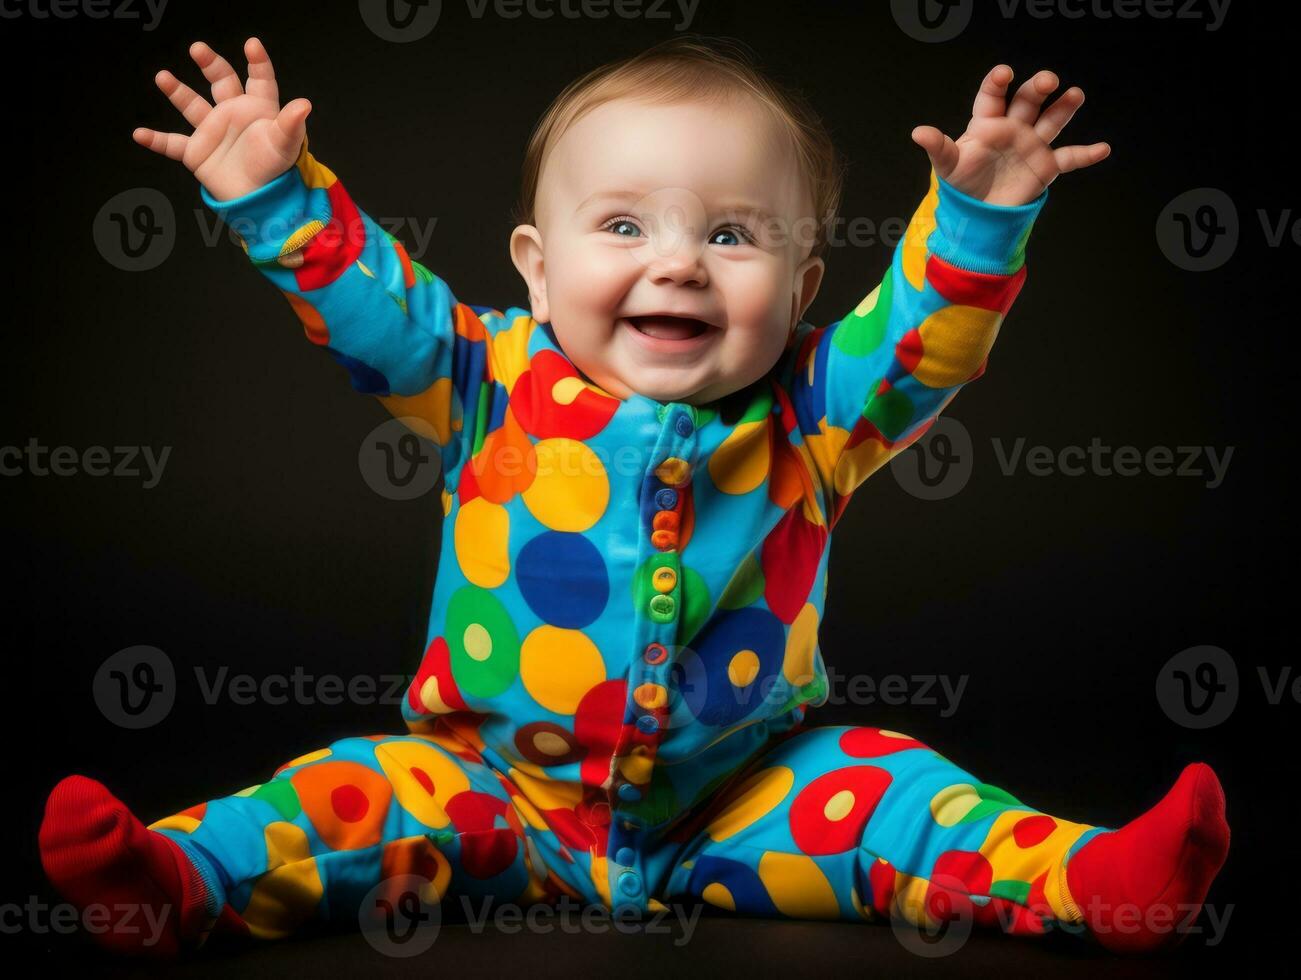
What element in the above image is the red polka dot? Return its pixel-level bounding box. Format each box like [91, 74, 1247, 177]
[1012, 814, 1056, 848]
[331, 784, 370, 823]
[410, 766, 436, 796]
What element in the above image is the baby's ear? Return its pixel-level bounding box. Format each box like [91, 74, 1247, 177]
[791, 254, 826, 328]
[509, 224, 549, 323]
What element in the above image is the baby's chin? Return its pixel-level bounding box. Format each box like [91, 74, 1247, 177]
[621, 372, 749, 406]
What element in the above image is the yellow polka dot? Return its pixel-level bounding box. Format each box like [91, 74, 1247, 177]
[522, 438, 609, 532]
[281, 747, 332, 769]
[854, 281, 883, 318]
[911, 305, 1002, 389]
[520, 626, 605, 714]
[375, 740, 468, 827]
[463, 623, 492, 661]
[707, 766, 795, 842]
[708, 420, 769, 495]
[419, 676, 456, 714]
[454, 497, 510, 588]
[824, 789, 856, 822]
[834, 436, 891, 496]
[701, 882, 736, 910]
[783, 603, 819, 687]
[654, 456, 691, 487]
[930, 783, 982, 827]
[551, 376, 587, 406]
[242, 822, 323, 939]
[617, 745, 654, 783]
[757, 851, 840, 919]
[728, 650, 760, 687]
[533, 731, 570, 756]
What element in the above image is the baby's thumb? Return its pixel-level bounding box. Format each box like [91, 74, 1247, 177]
[911, 125, 958, 180]
[273, 98, 312, 156]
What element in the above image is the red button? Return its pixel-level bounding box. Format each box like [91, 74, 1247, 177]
[643, 643, 668, 665]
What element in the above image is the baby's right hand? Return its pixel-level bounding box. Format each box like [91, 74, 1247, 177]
[133, 38, 311, 202]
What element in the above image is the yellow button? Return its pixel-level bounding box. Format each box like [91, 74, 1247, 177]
[652, 567, 677, 593]
[655, 457, 691, 487]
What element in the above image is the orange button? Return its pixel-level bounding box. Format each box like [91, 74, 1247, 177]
[651, 530, 678, 551]
[652, 511, 680, 533]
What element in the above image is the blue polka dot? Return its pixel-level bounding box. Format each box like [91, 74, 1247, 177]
[517, 531, 608, 628]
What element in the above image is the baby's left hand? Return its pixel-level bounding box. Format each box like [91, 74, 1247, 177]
[912, 65, 1109, 207]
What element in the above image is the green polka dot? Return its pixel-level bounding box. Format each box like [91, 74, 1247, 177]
[833, 265, 894, 357]
[990, 879, 1031, 904]
[676, 565, 711, 644]
[251, 779, 301, 820]
[446, 586, 520, 698]
[863, 384, 914, 440]
[956, 783, 1026, 824]
[738, 386, 773, 425]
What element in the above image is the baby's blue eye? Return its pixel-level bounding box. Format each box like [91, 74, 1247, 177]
[607, 219, 641, 238]
[711, 228, 745, 246]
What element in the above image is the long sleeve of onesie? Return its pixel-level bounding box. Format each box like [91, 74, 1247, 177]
[199, 139, 489, 480]
[783, 169, 1047, 527]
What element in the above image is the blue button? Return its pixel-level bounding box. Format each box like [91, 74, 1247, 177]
[674, 413, 694, 437]
[618, 782, 642, 802]
[616, 846, 636, 867]
[655, 488, 678, 510]
[636, 714, 660, 735]
[618, 870, 642, 897]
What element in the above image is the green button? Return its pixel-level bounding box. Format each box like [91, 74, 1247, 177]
[648, 593, 677, 622]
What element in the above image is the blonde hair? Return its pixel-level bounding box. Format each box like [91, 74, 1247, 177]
[510, 34, 846, 260]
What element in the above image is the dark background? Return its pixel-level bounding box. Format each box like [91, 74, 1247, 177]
[2, 0, 1281, 974]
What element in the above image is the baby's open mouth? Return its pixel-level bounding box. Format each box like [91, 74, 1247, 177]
[624, 315, 711, 340]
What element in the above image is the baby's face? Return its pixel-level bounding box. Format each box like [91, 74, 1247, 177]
[511, 95, 826, 405]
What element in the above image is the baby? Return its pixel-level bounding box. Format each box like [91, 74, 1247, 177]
[40, 35, 1228, 958]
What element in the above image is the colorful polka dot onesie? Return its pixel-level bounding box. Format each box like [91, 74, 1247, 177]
[46, 137, 1238, 954]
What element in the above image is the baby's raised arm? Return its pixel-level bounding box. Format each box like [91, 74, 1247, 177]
[784, 66, 1107, 524]
[134, 38, 489, 478]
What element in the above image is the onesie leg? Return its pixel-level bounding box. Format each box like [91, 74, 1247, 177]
[143, 727, 559, 945]
[657, 725, 1111, 940]
[43, 725, 562, 954]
